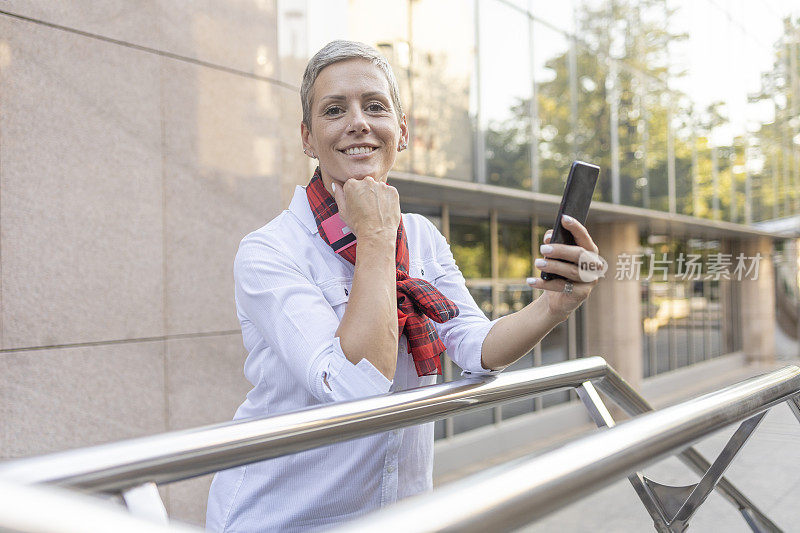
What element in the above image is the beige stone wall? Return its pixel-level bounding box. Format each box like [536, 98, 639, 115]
[0, 2, 306, 525]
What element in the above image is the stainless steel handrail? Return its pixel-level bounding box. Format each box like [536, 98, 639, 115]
[1, 357, 794, 532]
[0, 357, 609, 491]
[595, 364, 783, 525]
[338, 366, 800, 532]
[0, 479, 202, 533]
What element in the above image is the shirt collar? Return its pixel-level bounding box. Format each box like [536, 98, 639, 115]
[288, 185, 319, 234]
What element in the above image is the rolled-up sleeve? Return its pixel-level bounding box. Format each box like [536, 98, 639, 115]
[426, 225, 502, 376]
[235, 237, 393, 403]
[311, 337, 393, 401]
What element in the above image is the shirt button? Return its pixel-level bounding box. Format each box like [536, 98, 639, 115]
[421, 268, 425, 275]
[387, 465, 395, 473]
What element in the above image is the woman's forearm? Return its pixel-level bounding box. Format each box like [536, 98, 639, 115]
[480, 294, 568, 371]
[335, 236, 399, 380]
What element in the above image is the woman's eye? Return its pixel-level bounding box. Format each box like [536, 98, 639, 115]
[324, 106, 343, 116]
[367, 102, 387, 112]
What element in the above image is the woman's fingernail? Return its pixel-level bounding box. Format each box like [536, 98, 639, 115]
[540, 244, 553, 254]
[562, 214, 574, 223]
[535, 258, 547, 268]
[331, 183, 336, 193]
[526, 277, 540, 286]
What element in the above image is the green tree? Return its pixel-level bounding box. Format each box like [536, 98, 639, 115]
[485, 0, 687, 207]
[483, 3, 798, 224]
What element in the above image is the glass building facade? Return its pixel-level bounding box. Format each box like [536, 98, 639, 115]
[280, 0, 800, 437]
[290, 0, 800, 220]
[638, 235, 740, 376]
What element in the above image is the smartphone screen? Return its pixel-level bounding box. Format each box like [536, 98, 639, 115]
[541, 161, 600, 281]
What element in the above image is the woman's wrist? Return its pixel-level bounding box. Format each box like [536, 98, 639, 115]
[540, 294, 571, 324]
[356, 229, 398, 248]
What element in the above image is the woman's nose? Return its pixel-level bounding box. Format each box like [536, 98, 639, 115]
[348, 108, 370, 133]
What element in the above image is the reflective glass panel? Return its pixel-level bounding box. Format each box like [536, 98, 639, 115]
[532, 21, 572, 195]
[450, 215, 491, 279]
[482, 0, 532, 190]
[409, 0, 476, 180]
[498, 219, 533, 280]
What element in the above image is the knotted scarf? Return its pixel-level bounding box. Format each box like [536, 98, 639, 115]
[305, 168, 459, 376]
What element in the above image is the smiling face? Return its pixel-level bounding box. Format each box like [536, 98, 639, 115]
[301, 59, 408, 191]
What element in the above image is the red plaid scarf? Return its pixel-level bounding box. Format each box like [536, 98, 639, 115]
[305, 168, 459, 376]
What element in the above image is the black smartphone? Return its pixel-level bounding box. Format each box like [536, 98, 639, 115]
[541, 161, 600, 281]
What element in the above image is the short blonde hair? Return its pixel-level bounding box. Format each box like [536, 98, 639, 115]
[301, 40, 403, 130]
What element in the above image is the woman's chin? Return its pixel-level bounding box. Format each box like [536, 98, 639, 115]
[344, 168, 388, 182]
[322, 161, 390, 183]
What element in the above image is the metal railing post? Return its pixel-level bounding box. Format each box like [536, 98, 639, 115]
[595, 365, 784, 531]
[336, 366, 800, 532]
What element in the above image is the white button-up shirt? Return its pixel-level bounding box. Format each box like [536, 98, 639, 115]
[206, 185, 499, 532]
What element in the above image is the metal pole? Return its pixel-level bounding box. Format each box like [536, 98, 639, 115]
[641, 79, 650, 209]
[610, 58, 621, 204]
[687, 278, 697, 366]
[406, 0, 415, 174]
[490, 209, 501, 424]
[772, 153, 779, 220]
[528, 0, 539, 192]
[784, 144, 791, 216]
[667, 98, 676, 214]
[712, 146, 720, 220]
[669, 277, 678, 371]
[0, 358, 611, 492]
[704, 278, 712, 359]
[691, 120, 699, 216]
[568, 31, 579, 160]
[441, 203, 455, 438]
[474, 0, 486, 184]
[731, 147, 738, 223]
[795, 146, 800, 215]
[338, 367, 800, 533]
[744, 134, 752, 224]
[787, 25, 799, 214]
[532, 215, 543, 411]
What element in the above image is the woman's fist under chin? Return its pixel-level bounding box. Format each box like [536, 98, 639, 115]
[332, 176, 401, 241]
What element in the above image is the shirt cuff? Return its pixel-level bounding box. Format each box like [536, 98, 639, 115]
[458, 318, 503, 376]
[319, 337, 394, 402]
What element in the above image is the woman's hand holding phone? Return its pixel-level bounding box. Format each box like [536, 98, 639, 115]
[527, 215, 602, 321]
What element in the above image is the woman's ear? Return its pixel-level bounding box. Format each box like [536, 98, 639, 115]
[398, 114, 409, 151]
[300, 121, 316, 159]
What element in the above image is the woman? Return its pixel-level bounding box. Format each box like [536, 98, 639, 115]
[206, 40, 599, 532]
